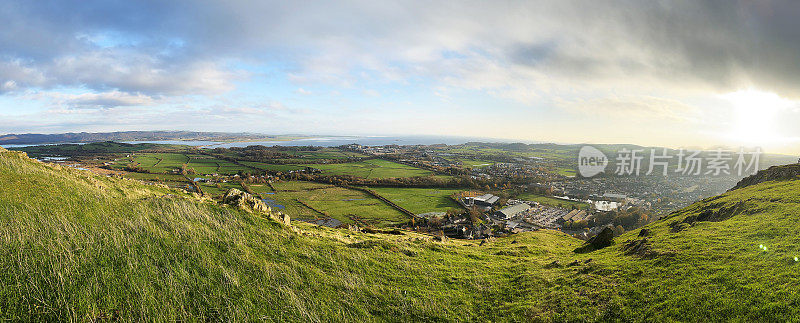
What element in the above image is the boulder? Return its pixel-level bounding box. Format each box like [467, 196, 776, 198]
[222, 188, 290, 225]
[574, 227, 614, 253]
[544, 260, 561, 269]
[223, 188, 271, 213]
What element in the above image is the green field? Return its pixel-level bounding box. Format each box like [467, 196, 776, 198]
[257, 181, 409, 226]
[369, 187, 463, 214]
[239, 161, 306, 172]
[303, 159, 433, 178]
[516, 192, 589, 209]
[124, 153, 255, 175]
[556, 167, 577, 177]
[284, 148, 366, 160]
[131, 153, 189, 173]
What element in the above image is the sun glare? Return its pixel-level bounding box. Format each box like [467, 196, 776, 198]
[720, 89, 794, 146]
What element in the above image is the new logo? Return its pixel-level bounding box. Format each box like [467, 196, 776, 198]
[578, 146, 608, 177]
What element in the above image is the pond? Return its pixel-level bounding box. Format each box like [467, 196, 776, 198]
[261, 197, 285, 209]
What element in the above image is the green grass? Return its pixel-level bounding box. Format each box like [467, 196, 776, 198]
[368, 187, 463, 214]
[284, 148, 367, 160]
[267, 181, 408, 226]
[516, 192, 589, 209]
[271, 180, 334, 191]
[556, 167, 577, 177]
[4, 147, 800, 320]
[239, 161, 306, 172]
[303, 159, 433, 178]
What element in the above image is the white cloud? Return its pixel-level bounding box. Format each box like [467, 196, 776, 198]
[32, 90, 156, 109]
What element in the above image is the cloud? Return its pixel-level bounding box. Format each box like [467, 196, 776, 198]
[558, 95, 700, 122]
[4, 1, 800, 99]
[4, 0, 800, 150]
[42, 90, 156, 109]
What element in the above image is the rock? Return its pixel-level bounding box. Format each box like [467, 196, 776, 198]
[623, 238, 674, 259]
[623, 238, 652, 258]
[670, 221, 691, 233]
[277, 212, 291, 226]
[544, 260, 561, 269]
[696, 202, 746, 222]
[222, 188, 290, 225]
[222, 188, 271, 213]
[574, 227, 614, 253]
[638, 228, 651, 237]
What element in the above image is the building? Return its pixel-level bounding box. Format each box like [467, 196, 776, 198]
[496, 203, 531, 219]
[602, 193, 628, 201]
[467, 194, 500, 207]
[562, 209, 588, 222]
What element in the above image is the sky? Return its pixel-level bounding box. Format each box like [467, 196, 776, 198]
[2, 0, 800, 153]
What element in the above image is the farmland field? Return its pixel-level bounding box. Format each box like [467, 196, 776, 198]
[302, 159, 433, 178]
[283, 148, 367, 159]
[239, 161, 306, 172]
[368, 187, 463, 214]
[131, 153, 190, 173]
[255, 181, 408, 226]
[124, 153, 257, 175]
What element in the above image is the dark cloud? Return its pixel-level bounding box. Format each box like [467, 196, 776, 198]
[2, 0, 800, 101]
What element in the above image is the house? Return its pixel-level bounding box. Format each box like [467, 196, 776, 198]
[505, 221, 520, 230]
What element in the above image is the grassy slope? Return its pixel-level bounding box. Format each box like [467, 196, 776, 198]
[3, 148, 800, 320]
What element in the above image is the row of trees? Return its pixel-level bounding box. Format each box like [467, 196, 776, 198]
[562, 207, 653, 232]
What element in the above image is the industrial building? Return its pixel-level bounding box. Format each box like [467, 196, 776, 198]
[466, 194, 500, 207]
[495, 203, 531, 219]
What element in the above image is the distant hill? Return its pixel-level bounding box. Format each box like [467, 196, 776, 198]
[730, 163, 800, 191]
[0, 130, 296, 145]
[2, 147, 800, 320]
[13, 141, 188, 156]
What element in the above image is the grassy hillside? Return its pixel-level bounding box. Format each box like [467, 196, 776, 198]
[2, 147, 800, 321]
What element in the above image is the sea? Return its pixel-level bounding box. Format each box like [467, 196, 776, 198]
[1, 135, 536, 149]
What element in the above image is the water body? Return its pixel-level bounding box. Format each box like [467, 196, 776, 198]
[0, 142, 87, 148]
[3, 135, 538, 149]
[210, 135, 534, 148]
[261, 197, 285, 209]
[120, 140, 221, 146]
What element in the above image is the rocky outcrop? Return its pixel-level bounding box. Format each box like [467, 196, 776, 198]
[574, 227, 614, 253]
[731, 164, 800, 191]
[222, 188, 290, 225]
